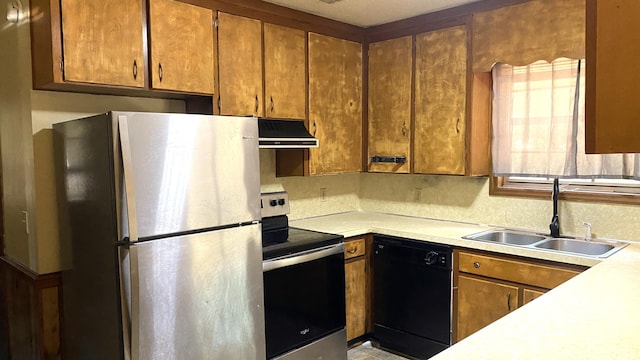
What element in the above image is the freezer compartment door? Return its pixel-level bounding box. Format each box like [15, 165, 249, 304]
[118, 112, 260, 240]
[121, 224, 266, 360]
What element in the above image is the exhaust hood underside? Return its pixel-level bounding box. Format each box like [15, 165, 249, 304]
[258, 118, 319, 149]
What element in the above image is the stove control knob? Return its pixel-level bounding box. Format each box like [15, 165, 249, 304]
[278, 199, 286, 206]
[269, 199, 277, 207]
[425, 251, 439, 265]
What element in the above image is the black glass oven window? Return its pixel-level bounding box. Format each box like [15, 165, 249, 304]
[263, 252, 346, 358]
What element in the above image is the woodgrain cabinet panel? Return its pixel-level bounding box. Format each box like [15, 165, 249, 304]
[264, 23, 306, 119]
[414, 26, 467, 175]
[455, 249, 586, 342]
[367, 36, 412, 174]
[523, 288, 546, 305]
[456, 274, 518, 342]
[60, 0, 144, 87]
[149, 0, 214, 94]
[586, 0, 640, 153]
[218, 12, 263, 116]
[345, 257, 366, 341]
[308, 33, 363, 175]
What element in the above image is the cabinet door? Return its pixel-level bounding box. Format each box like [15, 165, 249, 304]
[218, 12, 263, 116]
[456, 274, 518, 342]
[367, 36, 412, 174]
[264, 23, 306, 119]
[414, 26, 467, 174]
[149, 0, 214, 94]
[345, 257, 366, 341]
[60, 0, 144, 87]
[586, 0, 640, 153]
[522, 288, 546, 305]
[309, 33, 363, 174]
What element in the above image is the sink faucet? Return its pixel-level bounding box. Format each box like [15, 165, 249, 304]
[549, 177, 560, 238]
[582, 222, 592, 241]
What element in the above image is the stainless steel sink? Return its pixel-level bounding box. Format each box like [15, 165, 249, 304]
[463, 230, 547, 246]
[463, 229, 627, 258]
[533, 238, 621, 257]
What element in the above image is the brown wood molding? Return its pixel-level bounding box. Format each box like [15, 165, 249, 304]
[366, 0, 533, 43]
[182, 0, 365, 42]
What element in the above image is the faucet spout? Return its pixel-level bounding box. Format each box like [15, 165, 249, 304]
[549, 177, 560, 238]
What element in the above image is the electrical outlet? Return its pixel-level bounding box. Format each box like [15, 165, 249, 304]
[320, 187, 327, 202]
[413, 188, 422, 202]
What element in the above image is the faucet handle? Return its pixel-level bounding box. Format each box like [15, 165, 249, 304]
[582, 222, 592, 241]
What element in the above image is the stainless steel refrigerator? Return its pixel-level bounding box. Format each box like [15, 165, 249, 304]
[53, 112, 266, 360]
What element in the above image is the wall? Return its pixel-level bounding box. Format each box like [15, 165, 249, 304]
[259, 150, 360, 219]
[0, 0, 37, 268]
[360, 173, 640, 241]
[262, 153, 640, 242]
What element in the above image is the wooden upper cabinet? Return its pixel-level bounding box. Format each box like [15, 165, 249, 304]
[308, 33, 363, 175]
[217, 12, 263, 116]
[59, 0, 144, 87]
[148, 0, 214, 94]
[367, 36, 413, 174]
[414, 26, 467, 175]
[264, 23, 306, 119]
[586, 0, 640, 153]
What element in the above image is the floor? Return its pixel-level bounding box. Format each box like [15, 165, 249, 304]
[347, 341, 410, 360]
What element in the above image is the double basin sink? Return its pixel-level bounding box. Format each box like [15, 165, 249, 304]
[463, 229, 627, 258]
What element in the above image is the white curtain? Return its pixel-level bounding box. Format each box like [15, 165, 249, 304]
[492, 58, 640, 179]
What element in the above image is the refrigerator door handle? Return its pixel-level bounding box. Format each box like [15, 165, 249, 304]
[262, 243, 344, 272]
[118, 115, 139, 242]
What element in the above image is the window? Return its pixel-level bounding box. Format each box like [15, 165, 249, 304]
[490, 58, 640, 204]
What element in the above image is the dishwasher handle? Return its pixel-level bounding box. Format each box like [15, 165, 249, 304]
[263, 243, 344, 272]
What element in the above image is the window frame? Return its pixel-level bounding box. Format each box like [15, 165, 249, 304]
[489, 175, 640, 205]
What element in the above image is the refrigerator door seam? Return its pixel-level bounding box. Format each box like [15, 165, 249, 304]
[118, 115, 139, 242]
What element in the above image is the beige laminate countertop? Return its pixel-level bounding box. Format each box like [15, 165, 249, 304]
[290, 210, 640, 359]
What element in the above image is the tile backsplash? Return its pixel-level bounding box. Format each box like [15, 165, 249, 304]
[261, 150, 640, 241]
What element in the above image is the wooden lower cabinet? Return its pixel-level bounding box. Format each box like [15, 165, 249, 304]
[454, 249, 586, 342]
[344, 237, 370, 342]
[456, 274, 518, 341]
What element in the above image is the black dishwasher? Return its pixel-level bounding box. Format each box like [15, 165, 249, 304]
[373, 235, 452, 359]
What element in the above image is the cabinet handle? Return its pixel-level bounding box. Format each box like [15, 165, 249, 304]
[132, 60, 138, 80]
[312, 121, 317, 136]
[158, 63, 163, 82]
[217, 95, 221, 113]
[270, 96, 274, 113]
[401, 121, 408, 137]
[473, 261, 480, 269]
[347, 247, 357, 254]
[255, 95, 259, 114]
[507, 292, 512, 312]
[455, 118, 460, 134]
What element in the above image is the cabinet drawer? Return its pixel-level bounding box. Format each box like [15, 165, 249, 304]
[344, 238, 366, 259]
[458, 251, 581, 289]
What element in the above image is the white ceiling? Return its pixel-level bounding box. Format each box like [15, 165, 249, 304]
[261, 0, 482, 27]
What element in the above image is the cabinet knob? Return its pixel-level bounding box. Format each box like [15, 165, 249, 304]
[401, 121, 408, 137]
[255, 95, 259, 114]
[132, 60, 138, 80]
[158, 63, 163, 82]
[473, 261, 480, 268]
[270, 96, 274, 113]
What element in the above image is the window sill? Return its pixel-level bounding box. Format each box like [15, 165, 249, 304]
[489, 176, 640, 205]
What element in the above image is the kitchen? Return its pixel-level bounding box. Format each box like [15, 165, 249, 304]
[2, 0, 640, 359]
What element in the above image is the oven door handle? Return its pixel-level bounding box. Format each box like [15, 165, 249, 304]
[263, 243, 344, 272]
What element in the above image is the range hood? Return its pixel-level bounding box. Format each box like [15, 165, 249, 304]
[258, 118, 319, 149]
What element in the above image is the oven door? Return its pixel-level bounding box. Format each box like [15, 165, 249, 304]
[263, 243, 346, 359]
